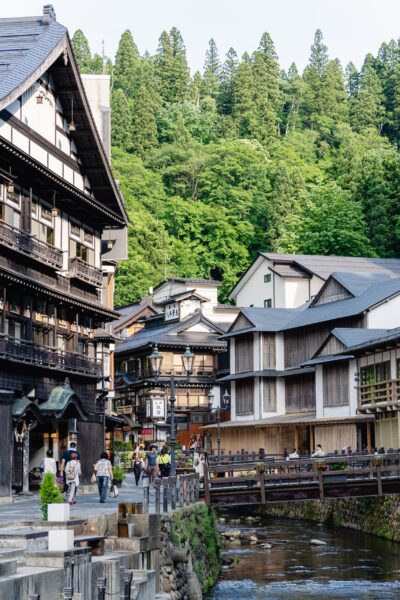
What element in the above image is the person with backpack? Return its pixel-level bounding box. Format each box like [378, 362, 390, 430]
[64, 452, 81, 505]
[93, 452, 113, 503]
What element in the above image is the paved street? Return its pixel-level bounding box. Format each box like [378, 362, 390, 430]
[0, 473, 153, 526]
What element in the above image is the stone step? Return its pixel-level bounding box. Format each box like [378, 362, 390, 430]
[0, 547, 25, 560]
[0, 558, 17, 577]
[31, 519, 87, 536]
[0, 529, 48, 550]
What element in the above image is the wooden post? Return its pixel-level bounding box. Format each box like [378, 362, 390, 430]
[294, 426, 299, 452]
[376, 464, 383, 497]
[259, 472, 266, 504]
[154, 478, 161, 513]
[194, 473, 200, 501]
[318, 469, 325, 500]
[170, 476, 177, 510]
[367, 422, 372, 453]
[162, 478, 169, 513]
[204, 463, 211, 506]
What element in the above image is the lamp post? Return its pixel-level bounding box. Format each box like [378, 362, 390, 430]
[209, 389, 231, 463]
[149, 344, 194, 477]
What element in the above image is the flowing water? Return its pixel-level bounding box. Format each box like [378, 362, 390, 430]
[208, 510, 400, 600]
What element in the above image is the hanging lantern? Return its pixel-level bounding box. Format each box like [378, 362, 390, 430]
[6, 182, 14, 194]
[36, 91, 45, 104]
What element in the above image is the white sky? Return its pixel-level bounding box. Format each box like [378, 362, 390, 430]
[4, 1, 400, 73]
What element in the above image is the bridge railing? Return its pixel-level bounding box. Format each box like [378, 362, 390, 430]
[203, 453, 400, 505]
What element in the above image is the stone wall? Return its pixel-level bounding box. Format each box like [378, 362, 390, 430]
[159, 503, 221, 600]
[257, 495, 400, 541]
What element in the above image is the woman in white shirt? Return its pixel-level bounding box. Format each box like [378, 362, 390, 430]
[43, 449, 57, 475]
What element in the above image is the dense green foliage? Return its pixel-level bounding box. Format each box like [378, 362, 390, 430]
[39, 472, 63, 520]
[72, 29, 400, 305]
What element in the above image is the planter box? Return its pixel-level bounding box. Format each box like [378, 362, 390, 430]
[48, 529, 74, 551]
[48, 503, 70, 522]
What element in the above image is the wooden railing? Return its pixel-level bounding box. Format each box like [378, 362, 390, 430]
[357, 378, 400, 411]
[0, 334, 102, 377]
[0, 221, 63, 269]
[69, 257, 102, 288]
[203, 453, 400, 506]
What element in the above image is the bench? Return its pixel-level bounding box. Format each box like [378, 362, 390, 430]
[74, 535, 105, 556]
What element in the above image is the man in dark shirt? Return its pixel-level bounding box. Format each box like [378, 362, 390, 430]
[60, 441, 81, 473]
[145, 445, 158, 481]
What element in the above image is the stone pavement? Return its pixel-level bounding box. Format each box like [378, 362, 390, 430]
[0, 473, 154, 525]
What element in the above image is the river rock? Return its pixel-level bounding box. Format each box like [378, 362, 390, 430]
[249, 535, 258, 544]
[230, 519, 241, 524]
[245, 516, 259, 523]
[218, 517, 226, 524]
[223, 529, 241, 539]
[310, 539, 327, 546]
[222, 557, 234, 565]
[260, 542, 272, 549]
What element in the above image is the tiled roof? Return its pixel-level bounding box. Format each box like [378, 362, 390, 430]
[262, 253, 400, 281]
[152, 277, 222, 292]
[116, 311, 226, 354]
[331, 327, 389, 348]
[0, 9, 66, 107]
[281, 276, 400, 331]
[223, 307, 302, 337]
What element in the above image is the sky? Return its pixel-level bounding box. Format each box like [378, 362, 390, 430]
[4, 1, 400, 73]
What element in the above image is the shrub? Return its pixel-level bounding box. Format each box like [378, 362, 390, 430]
[39, 472, 63, 520]
[113, 465, 126, 482]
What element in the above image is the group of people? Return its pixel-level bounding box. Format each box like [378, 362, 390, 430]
[285, 443, 353, 460]
[131, 445, 172, 484]
[42, 442, 114, 504]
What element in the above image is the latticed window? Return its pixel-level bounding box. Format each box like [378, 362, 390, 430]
[235, 379, 254, 415]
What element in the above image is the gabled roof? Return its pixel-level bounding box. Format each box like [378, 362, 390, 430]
[310, 272, 394, 307]
[113, 302, 160, 334]
[228, 252, 400, 300]
[281, 276, 400, 331]
[224, 307, 302, 338]
[116, 310, 226, 354]
[39, 380, 88, 419]
[0, 6, 127, 226]
[330, 327, 389, 349]
[153, 277, 222, 293]
[155, 290, 210, 306]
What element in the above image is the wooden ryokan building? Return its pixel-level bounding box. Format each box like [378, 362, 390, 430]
[0, 6, 127, 500]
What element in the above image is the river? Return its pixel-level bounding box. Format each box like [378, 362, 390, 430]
[208, 510, 400, 599]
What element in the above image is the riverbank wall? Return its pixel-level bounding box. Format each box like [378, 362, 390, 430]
[159, 503, 221, 599]
[256, 495, 400, 541]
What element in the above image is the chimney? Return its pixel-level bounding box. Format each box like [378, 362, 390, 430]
[43, 5, 56, 21]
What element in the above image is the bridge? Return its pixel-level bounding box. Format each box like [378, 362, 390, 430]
[203, 453, 400, 507]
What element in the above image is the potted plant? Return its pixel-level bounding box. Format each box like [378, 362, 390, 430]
[39, 472, 63, 520]
[112, 465, 126, 488]
[255, 462, 266, 474]
[315, 461, 326, 471]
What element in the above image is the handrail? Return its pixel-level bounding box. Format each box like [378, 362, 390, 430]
[357, 378, 399, 409]
[69, 257, 102, 287]
[0, 334, 102, 376]
[0, 220, 63, 269]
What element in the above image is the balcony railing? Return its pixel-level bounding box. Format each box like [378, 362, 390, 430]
[0, 221, 63, 270]
[357, 378, 400, 411]
[116, 405, 134, 415]
[69, 257, 103, 288]
[0, 334, 102, 377]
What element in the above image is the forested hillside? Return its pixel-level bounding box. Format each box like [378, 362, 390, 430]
[72, 29, 400, 305]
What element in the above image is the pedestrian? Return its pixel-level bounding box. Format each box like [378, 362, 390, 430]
[194, 452, 206, 481]
[145, 445, 159, 482]
[42, 448, 57, 475]
[288, 448, 299, 459]
[132, 453, 143, 486]
[64, 452, 81, 505]
[158, 447, 171, 478]
[312, 444, 326, 458]
[93, 451, 113, 503]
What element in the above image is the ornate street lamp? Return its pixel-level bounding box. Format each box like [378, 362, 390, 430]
[149, 344, 194, 477]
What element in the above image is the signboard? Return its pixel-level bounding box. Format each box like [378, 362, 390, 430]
[140, 429, 153, 435]
[165, 301, 179, 322]
[152, 399, 165, 419]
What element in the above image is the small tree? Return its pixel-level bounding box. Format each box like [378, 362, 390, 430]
[39, 472, 63, 520]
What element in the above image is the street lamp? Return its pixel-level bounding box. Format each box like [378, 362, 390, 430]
[209, 389, 231, 463]
[149, 344, 194, 477]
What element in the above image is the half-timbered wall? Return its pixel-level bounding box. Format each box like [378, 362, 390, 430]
[235, 335, 254, 372]
[323, 363, 349, 407]
[285, 374, 315, 413]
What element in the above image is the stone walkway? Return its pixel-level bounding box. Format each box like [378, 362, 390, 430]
[0, 473, 154, 525]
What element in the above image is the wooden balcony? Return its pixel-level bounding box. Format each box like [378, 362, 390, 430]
[0, 334, 102, 377]
[69, 257, 103, 288]
[0, 221, 63, 270]
[357, 378, 400, 412]
[116, 405, 133, 415]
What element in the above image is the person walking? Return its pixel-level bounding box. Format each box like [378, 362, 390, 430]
[132, 453, 143, 486]
[94, 451, 113, 503]
[158, 447, 171, 478]
[145, 445, 159, 482]
[42, 449, 57, 475]
[64, 452, 81, 505]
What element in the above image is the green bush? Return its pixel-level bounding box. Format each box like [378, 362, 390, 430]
[39, 472, 63, 520]
[113, 465, 126, 482]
